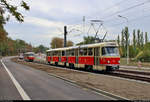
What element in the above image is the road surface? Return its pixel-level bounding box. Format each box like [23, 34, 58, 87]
[0, 57, 113, 100]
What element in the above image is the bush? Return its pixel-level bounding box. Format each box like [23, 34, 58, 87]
[134, 43, 150, 62]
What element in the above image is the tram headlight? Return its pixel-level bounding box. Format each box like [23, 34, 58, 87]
[118, 60, 120, 64]
[107, 60, 110, 64]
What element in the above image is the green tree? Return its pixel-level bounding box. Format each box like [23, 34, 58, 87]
[0, 0, 29, 23]
[67, 40, 74, 47]
[133, 29, 136, 48]
[117, 35, 120, 46]
[51, 37, 63, 49]
[135, 43, 150, 62]
[83, 36, 95, 44]
[140, 32, 144, 48]
[76, 36, 95, 45]
[121, 29, 125, 57]
[124, 27, 129, 57]
[33, 45, 48, 53]
[0, 24, 7, 42]
[0, 0, 29, 56]
[137, 29, 140, 47]
[145, 32, 148, 44]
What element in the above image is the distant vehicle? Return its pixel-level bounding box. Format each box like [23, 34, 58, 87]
[19, 53, 24, 60]
[46, 42, 120, 72]
[24, 52, 35, 62]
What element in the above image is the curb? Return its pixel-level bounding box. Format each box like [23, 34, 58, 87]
[48, 73, 129, 100]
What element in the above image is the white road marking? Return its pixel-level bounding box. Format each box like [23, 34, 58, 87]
[1, 59, 31, 100]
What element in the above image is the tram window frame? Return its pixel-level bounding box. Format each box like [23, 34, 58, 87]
[75, 49, 78, 56]
[68, 50, 71, 56]
[102, 47, 106, 55]
[94, 47, 100, 56]
[88, 48, 93, 56]
[83, 48, 87, 56]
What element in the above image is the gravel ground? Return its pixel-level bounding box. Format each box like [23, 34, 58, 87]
[12, 58, 150, 100]
[120, 67, 150, 72]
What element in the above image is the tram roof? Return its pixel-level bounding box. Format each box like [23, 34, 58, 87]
[24, 52, 35, 54]
[46, 46, 79, 52]
[46, 42, 118, 52]
[79, 42, 118, 48]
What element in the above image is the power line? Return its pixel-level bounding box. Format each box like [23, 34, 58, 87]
[103, 4, 150, 24]
[84, 0, 129, 21]
[102, 0, 128, 13]
[102, 0, 150, 20]
[106, 12, 150, 27]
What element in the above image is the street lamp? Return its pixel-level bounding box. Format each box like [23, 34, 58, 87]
[118, 15, 129, 65]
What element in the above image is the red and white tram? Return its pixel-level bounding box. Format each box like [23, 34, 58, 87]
[24, 52, 35, 62]
[46, 42, 120, 71]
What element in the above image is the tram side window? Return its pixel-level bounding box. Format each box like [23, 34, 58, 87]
[51, 52, 53, 56]
[71, 50, 75, 56]
[102, 47, 106, 55]
[50, 52, 52, 56]
[66, 50, 69, 56]
[52, 52, 55, 56]
[62, 51, 65, 56]
[57, 51, 61, 56]
[53, 52, 55, 56]
[79, 49, 84, 56]
[54, 51, 58, 56]
[84, 48, 87, 56]
[88, 48, 93, 56]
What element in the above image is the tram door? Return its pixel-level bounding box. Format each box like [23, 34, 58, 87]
[94, 47, 100, 70]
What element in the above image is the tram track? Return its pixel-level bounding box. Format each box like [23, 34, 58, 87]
[107, 72, 150, 83]
[116, 69, 150, 76]
[31, 60, 150, 83]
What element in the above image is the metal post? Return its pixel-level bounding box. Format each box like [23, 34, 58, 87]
[64, 26, 67, 47]
[118, 15, 129, 64]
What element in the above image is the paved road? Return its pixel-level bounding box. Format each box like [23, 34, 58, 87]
[0, 57, 113, 100]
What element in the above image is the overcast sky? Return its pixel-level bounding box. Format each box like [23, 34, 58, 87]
[4, 0, 150, 47]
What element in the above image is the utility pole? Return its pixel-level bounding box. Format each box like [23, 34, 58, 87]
[64, 26, 67, 47]
[118, 15, 129, 65]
